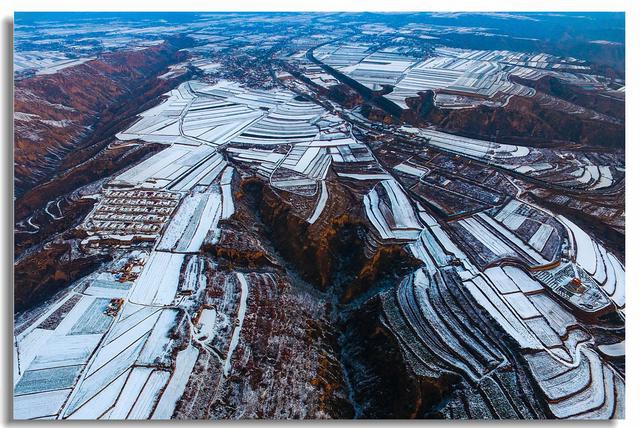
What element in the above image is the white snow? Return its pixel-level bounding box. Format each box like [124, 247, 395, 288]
[107, 367, 154, 419]
[393, 162, 427, 177]
[224, 273, 249, 376]
[127, 370, 171, 419]
[529, 224, 553, 252]
[503, 292, 541, 320]
[605, 252, 625, 308]
[66, 370, 129, 419]
[381, 180, 421, 229]
[477, 212, 547, 264]
[558, 215, 598, 275]
[364, 180, 422, 240]
[464, 277, 541, 350]
[29, 334, 101, 371]
[137, 309, 178, 365]
[152, 345, 199, 419]
[220, 167, 235, 219]
[62, 329, 148, 417]
[502, 266, 544, 293]
[307, 180, 328, 224]
[13, 389, 71, 420]
[129, 252, 184, 306]
[528, 294, 577, 336]
[484, 267, 520, 294]
[598, 340, 624, 358]
[337, 172, 391, 181]
[592, 166, 614, 190]
[14, 328, 52, 384]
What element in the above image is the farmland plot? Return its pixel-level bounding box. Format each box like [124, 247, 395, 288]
[157, 192, 222, 252]
[364, 179, 422, 240]
[15, 365, 82, 395]
[129, 252, 184, 306]
[61, 303, 178, 418]
[152, 345, 199, 419]
[13, 389, 71, 420]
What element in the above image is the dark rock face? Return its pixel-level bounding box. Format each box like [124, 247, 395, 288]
[513, 75, 625, 120]
[14, 242, 111, 313]
[229, 175, 439, 419]
[173, 176, 357, 419]
[340, 297, 443, 419]
[404, 92, 624, 150]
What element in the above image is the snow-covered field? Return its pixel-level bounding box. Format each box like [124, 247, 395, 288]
[157, 192, 222, 252]
[129, 252, 184, 305]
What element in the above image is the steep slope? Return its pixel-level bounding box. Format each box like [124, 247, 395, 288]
[14, 36, 192, 199]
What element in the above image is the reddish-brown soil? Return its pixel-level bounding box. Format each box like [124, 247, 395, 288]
[14, 36, 192, 198]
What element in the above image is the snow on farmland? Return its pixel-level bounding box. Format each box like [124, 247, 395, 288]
[502, 266, 544, 293]
[13, 389, 71, 420]
[558, 215, 598, 275]
[117, 81, 267, 147]
[232, 99, 323, 145]
[127, 370, 171, 419]
[503, 292, 541, 320]
[528, 294, 577, 336]
[169, 153, 227, 192]
[457, 217, 516, 258]
[598, 340, 624, 358]
[476, 212, 548, 264]
[195, 308, 217, 340]
[28, 334, 101, 371]
[113, 145, 194, 188]
[137, 309, 179, 365]
[12, 294, 118, 414]
[464, 277, 541, 350]
[393, 162, 429, 178]
[108, 304, 159, 340]
[592, 166, 614, 190]
[337, 172, 392, 181]
[66, 370, 130, 419]
[15, 364, 83, 396]
[529, 224, 554, 252]
[409, 229, 447, 273]
[92, 312, 161, 373]
[107, 367, 154, 419]
[604, 252, 625, 308]
[420, 129, 530, 161]
[68, 297, 114, 335]
[224, 273, 249, 377]
[152, 345, 199, 419]
[495, 200, 526, 230]
[381, 180, 421, 229]
[389, 266, 511, 393]
[484, 267, 520, 294]
[14, 328, 52, 383]
[307, 180, 328, 224]
[62, 332, 148, 417]
[364, 179, 422, 240]
[220, 167, 235, 219]
[525, 347, 622, 419]
[157, 192, 222, 252]
[129, 252, 184, 305]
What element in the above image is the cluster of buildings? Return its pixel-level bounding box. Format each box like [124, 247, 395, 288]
[83, 190, 180, 245]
